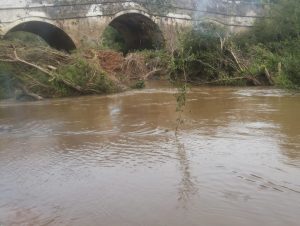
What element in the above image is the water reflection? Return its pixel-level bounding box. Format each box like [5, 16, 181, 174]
[175, 135, 198, 206]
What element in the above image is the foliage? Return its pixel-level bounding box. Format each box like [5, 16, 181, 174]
[0, 41, 120, 100]
[0, 63, 15, 99]
[235, 0, 300, 89]
[170, 22, 249, 85]
[100, 26, 126, 52]
[55, 58, 117, 96]
[131, 80, 145, 89]
[138, 49, 172, 70]
[249, 0, 300, 45]
[5, 31, 47, 46]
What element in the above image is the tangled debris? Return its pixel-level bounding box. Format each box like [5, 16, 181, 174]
[0, 41, 168, 100]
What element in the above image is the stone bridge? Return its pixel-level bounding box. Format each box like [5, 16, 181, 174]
[0, 0, 267, 51]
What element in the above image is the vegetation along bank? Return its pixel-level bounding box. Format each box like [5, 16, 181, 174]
[0, 0, 299, 100]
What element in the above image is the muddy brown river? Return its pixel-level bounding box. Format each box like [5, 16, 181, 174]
[0, 82, 300, 226]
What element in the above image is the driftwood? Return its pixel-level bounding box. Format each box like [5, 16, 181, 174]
[47, 65, 57, 71]
[248, 76, 262, 86]
[227, 48, 244, 72]
[143, 69, 162, 80]
[217, 33, 226, 51]
[196, 59, 218, 72]
[188, 77, 243, 85]
[122, 53, 147, 78]
[188, 75, 261, 86]
[17, 83, 44, 100]
[278, 62, 282, 75]
[1, 47, 86, 94]
[23, 73, 51, 89]
[13, 49, 52, 75]
[264, 66, 274, 85]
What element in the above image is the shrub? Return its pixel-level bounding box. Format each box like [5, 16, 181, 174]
[235, 0, 300, 89]
[56, 58, 117, 96]
[131, 80, 145, 89]
[100, 26, 126, 52]
[0, 64, 14, 99]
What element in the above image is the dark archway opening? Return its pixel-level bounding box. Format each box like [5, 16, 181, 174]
[102, 13, 164, 53]
[5, 21, 76, 52]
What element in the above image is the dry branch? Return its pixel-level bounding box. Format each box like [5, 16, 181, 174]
[187, 75, 261, 85]
[264, 66, 274, 85]
[227, 48, 244, 72]
[144, 69, 162, 80]
[17, 83, 44, 100]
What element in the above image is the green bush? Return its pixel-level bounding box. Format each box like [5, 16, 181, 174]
[131, 80, 145, 89]
[56, 58, 117, 96]
[5, 31, 47, 46]
[0, 63, 15, 99]
[172, 22, 240, 83]
[0, 40, 120, 99]
[235, 0, 300, 89]
[100, 26, 126, 52]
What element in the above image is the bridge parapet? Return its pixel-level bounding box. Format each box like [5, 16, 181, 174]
[0, 0, 268, 27]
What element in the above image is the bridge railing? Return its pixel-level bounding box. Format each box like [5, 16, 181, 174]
[0, 0, 269, 28]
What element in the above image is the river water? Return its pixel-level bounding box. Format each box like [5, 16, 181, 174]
[0, 82, 300, 226]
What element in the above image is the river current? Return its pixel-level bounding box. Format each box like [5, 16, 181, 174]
[0, 82, 299, 226]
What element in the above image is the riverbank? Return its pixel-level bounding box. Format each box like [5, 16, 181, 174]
[1, 0, 300, 101]
[0, 37, 289, 102]
[1, 35, 299, 101]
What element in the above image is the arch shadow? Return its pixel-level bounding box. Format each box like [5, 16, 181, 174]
[107, 12, 165, 52]
[5, 21, 76, 51]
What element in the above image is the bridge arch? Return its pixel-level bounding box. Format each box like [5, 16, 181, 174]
[105, 10, 165, 52]
[4, 20, 76, 51]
